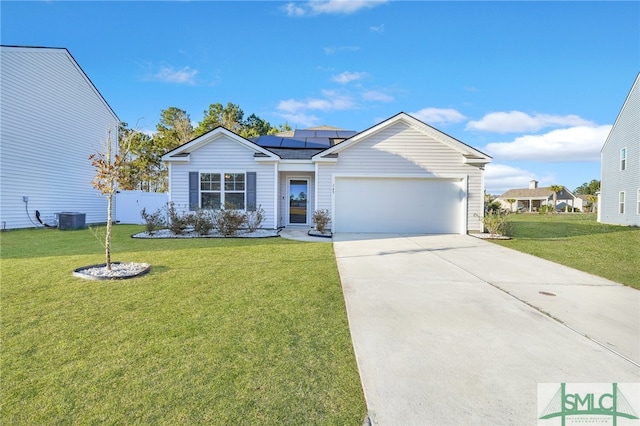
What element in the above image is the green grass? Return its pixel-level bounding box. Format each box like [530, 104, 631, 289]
[0, 225, 366, 425]
[490, 213, 640, 289]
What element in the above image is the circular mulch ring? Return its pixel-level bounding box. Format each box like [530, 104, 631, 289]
[73, 262, 151, 280]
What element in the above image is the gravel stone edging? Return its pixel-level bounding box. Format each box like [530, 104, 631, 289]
[131, 228, 280, 239]
[73, 262, 151, 280]
[308, 230, 333, 238]
[470, 233, 511, 240]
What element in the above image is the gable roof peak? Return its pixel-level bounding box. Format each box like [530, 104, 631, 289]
[161, 126, 278, 162]
[312, 111, 491, 163]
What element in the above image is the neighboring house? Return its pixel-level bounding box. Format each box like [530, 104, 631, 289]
[497, 180, 578, 212]
[574, 194, 594, 213]
[162, 112, 492, 234]
[599, 73, 640, 226]
[0, 46, 119, 229]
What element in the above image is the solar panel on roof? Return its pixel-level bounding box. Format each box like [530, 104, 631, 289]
[305, 137, 331, 147]
[293, 129, 315, 138]
[280, 138, 306, 148]
[314, 130, 339, 138]
[337, 130, 357, 138]
[255, 135, 284, 148]
[305, 140, 331, 148]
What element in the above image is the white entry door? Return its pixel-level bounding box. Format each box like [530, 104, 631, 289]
[288, 179, 309, 225]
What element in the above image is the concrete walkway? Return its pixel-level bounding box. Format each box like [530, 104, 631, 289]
[278, 228, 333, 243]
[333, 233, 640, 426]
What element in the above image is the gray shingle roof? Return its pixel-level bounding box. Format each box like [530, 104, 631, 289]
[499, 188, 554, 199]
[265, 148, 325, 159]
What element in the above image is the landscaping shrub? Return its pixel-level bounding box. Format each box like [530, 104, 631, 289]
[313, 209, 331, 234]
[539, 204, 555, 215]
[478, 211, 509, 236]
[167, 202, 189, 235]
[245, 205, 265, 232]
[187, 209, 215, 236]
[214, 204, 246, 236]
[140, 206, 166, 234]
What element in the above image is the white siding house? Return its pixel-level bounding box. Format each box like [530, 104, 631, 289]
[163, 113, 491, 234]
[599, 73, 640, 226]
[0, 46, 119, 229]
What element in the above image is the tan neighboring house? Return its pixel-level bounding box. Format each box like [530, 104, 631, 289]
[497, 180, 578, 212]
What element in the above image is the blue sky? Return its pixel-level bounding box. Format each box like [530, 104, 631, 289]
[2, 1, 638, 194]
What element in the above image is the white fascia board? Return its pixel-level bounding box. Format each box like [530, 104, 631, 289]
[254, 157, 279, 163]
[278, 161, 315, 172]
[312, 156, 338, 164]
[463, 155, 492, 165]
[163, 154, 191, 163]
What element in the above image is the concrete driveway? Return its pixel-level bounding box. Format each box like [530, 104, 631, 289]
[332, 233, 640, 426]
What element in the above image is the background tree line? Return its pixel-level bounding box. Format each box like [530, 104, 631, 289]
[118, 102, 291, 192]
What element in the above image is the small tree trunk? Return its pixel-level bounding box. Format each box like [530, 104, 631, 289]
[105, 129, 113, 271]
[105, 190, 113, 270]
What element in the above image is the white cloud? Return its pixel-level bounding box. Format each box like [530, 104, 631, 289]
[410, 107, 467, 125]
[485, 125, 611, 162]
[314, 0, 387, 14]
[466, 111, 594, 133]
[332, 71, 367, 84]
[370, 24, 385, 33]
[283, 2, 306, 16]
[286, 0, 388, 16]
[362, 90, 394, 102]
[278, 112, 320, 128]
[484, 164, 553, 195]
[276, 90, 356, 126]
[151, 66, 198, 85]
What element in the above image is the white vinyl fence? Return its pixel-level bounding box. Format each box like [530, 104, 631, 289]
[115, 190, 168, 224]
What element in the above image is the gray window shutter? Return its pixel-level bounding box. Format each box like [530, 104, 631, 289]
[246, 172, 257, 211]
[189, 172, 199, 211]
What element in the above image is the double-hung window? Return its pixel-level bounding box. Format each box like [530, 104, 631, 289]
[200, 172, 245, 210]
[619, 191, 625, 214]
[223, 173, 245, 209]
[620, 148, 627, 171]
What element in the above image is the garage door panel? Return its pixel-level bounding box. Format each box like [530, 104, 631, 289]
[334, 177, 461, 233]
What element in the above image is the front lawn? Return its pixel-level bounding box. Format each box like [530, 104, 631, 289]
[491, 214, 640, 289]
[0, 225, 366, 424]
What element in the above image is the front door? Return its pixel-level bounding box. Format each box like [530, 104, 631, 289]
[289, 179, 308, 224]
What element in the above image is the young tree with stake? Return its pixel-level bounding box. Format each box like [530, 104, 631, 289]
[89, 128, 127, 271]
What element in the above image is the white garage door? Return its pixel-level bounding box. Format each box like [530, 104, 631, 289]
[334, 177, 463, 233]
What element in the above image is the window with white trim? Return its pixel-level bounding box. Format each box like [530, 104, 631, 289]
[637, 189, 640, 215]
[620, 148, 627, 171]
[619, 191, 625, 214]
[200, 172, 245, 210]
